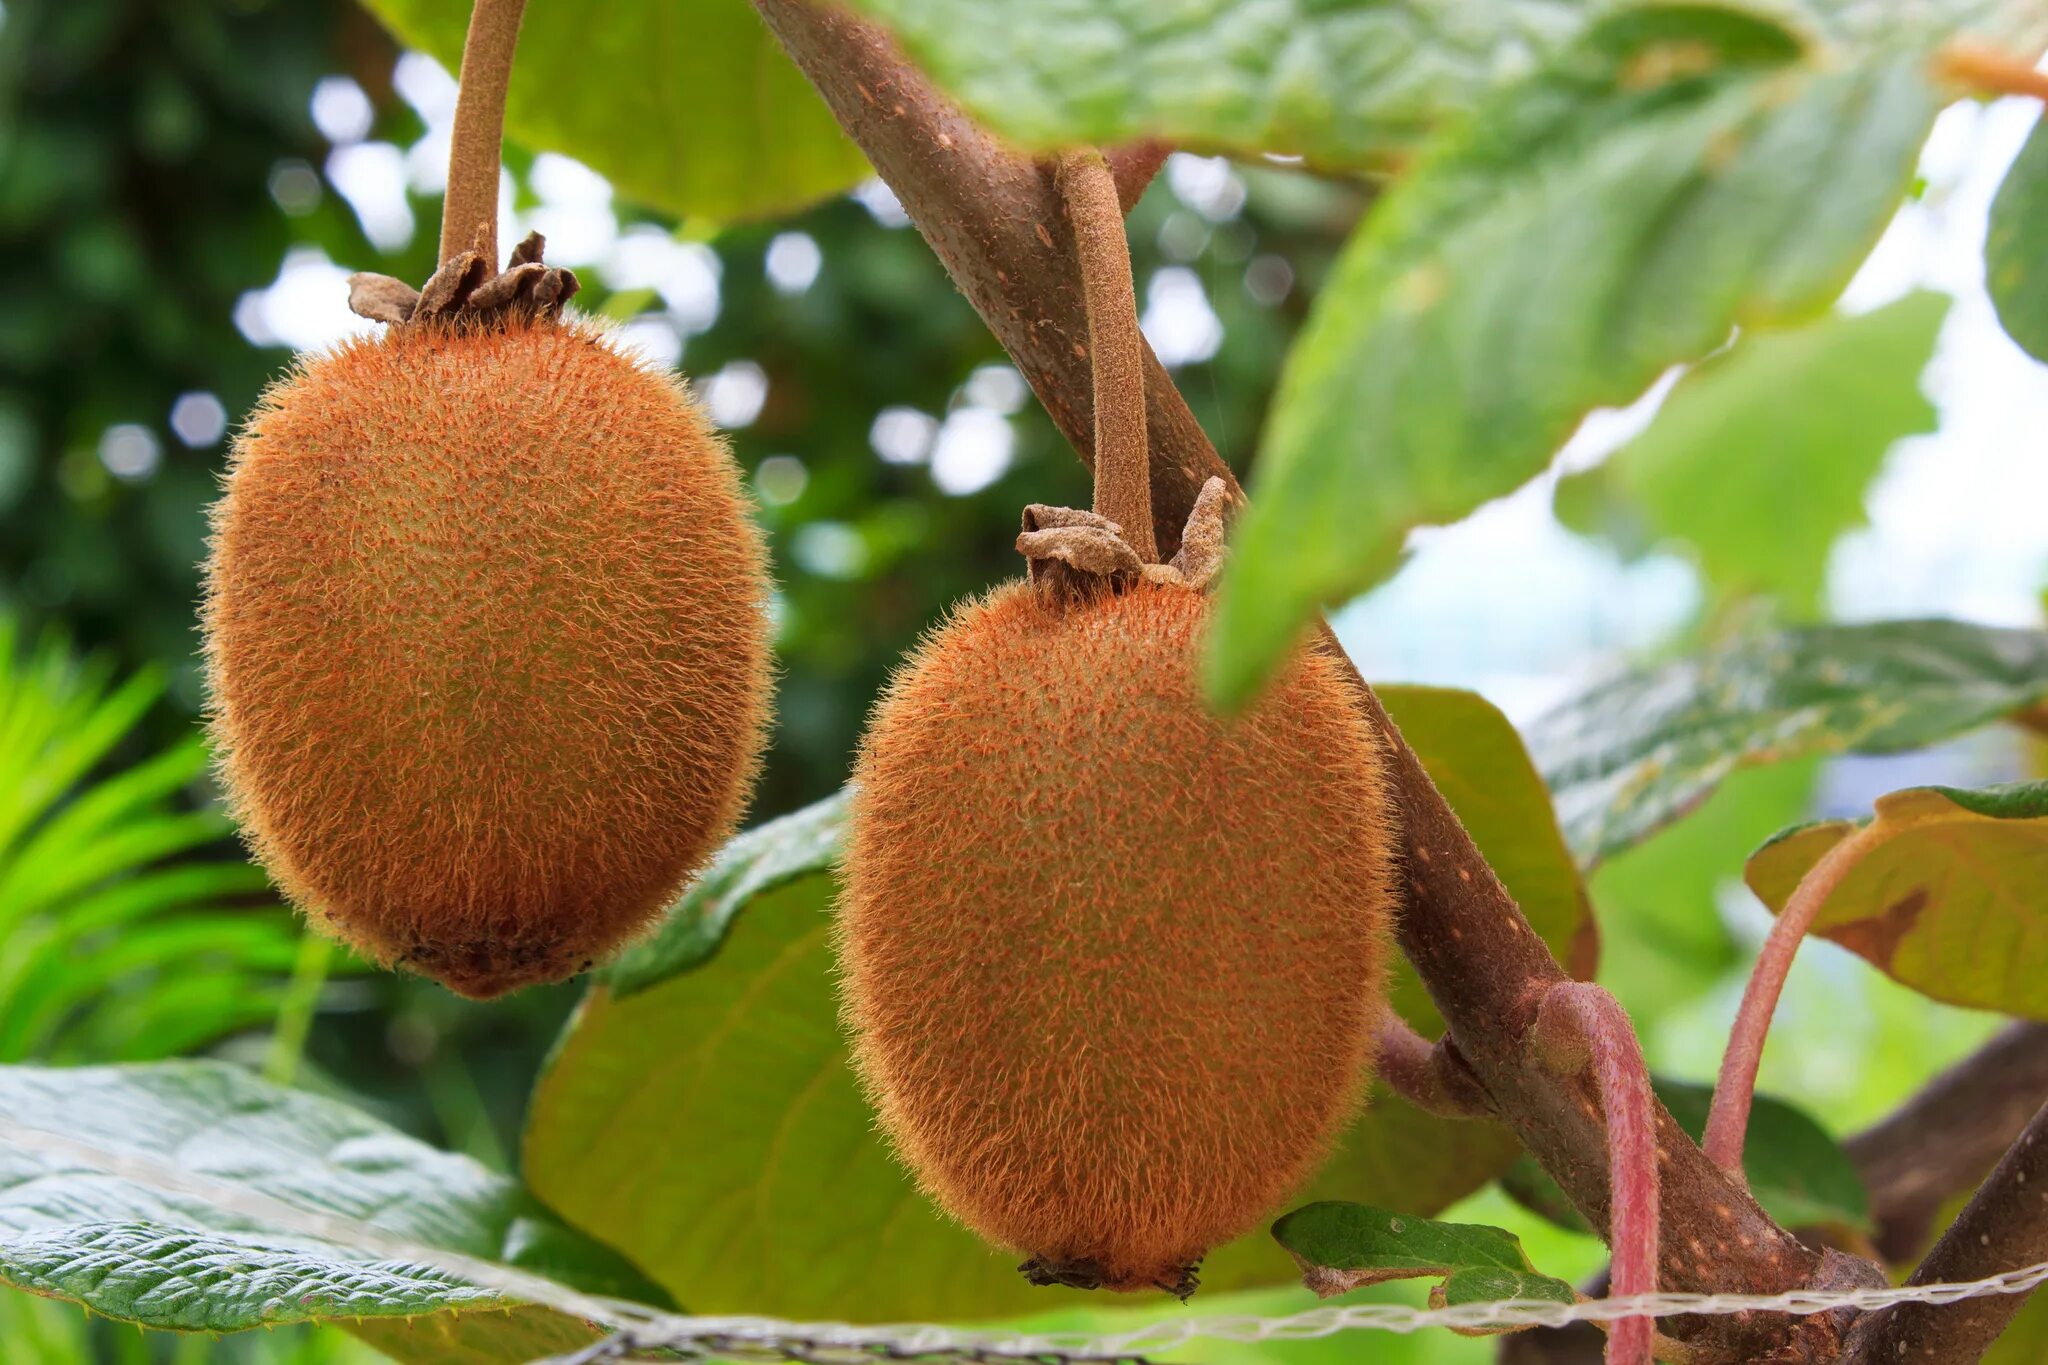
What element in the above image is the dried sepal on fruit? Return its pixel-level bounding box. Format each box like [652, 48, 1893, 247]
[839, 148, 1397, 1298]
[201, 0, 771, 998]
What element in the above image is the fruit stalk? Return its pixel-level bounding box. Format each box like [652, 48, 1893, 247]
[440, 0, 529, 270]
[1704, 821, 1881, 1174]
[1056, 148, 1156, 564]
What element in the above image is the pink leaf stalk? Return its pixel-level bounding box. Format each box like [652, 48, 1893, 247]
[1537, 983, 1660, 1365]
[1705, 824, 1880, 1172]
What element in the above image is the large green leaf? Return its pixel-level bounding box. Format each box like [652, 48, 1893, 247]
[1207, 11, 1941, 705]
[0, 1061, 658, 1345]
[1592, 762, 1817, 1023]
[1988, 114, 2048, 363]
[1746, 781, 2048, 1017]
[360, 0, 870, 223]
[1528, 619, 2048, 865]
[1501, 1079, 1869, 1235]
[1270, 1201, 1574, 1313]
[842, 0, 2041, 168]
[1555, 292, 1948, 610]
[526, 686, 1592, 1320]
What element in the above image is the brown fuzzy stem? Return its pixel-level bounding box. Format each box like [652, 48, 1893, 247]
[1843, 1098, 2048, 1364]
[439, 0, 528, 270]
[1056, 148, 1155, 564]
[1374, 1013, 1493, 1119]
[1936, 42, 2048, 102]
[755, 3, 1830, 1355]
[1106, 140, 1171, 212]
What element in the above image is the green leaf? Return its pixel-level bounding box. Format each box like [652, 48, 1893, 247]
[1208, 12, 1940, 705]
[1987, 113, 2048, 363]
[348, 1308, 603, 1365]
[1501, 1080, 1869, 1234]
[1746, 781, 2048, 1017]
[1270, 1201, 1574, 1310]
[359, 0, 870, 223]
[1557, 292, 1948, 609]
[527, 694, 1592, 1320]
[605, 787, 851, 998]
[841, 0, 2040, 168]
[1590, 761, 1817, 1022]
[0, 1060, 661, 1340]
[1378, 686, 1596, 1030]
[1530, 619, 2048, 865]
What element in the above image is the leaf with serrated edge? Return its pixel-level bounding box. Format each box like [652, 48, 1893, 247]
[1557, 292, 1947, 610]
[1208, 12, 1942, 705]
[0, 1061, 659, 1341]
[1529, 619, 2048, 866]
[526, 688, 1591, 1319]
[1746, 781, 2048, 1018]
[1271, 1200, 1575, 1309]
[359, 0, 869, 223]
[1988, 114, 2048, 363]
[843, 0, 2046, 167]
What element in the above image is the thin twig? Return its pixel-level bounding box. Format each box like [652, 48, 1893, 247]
[440, 0, 528, 268]
[1705, 823, 1879, 1173]
[1056, 148, 1155, 562]
[1533, 984, 1660, 1365]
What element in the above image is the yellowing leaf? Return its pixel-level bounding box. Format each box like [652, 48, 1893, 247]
[1746, 781, 2048, 1017]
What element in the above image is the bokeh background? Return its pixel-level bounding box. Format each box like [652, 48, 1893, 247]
[1, 0, 2045, 1359]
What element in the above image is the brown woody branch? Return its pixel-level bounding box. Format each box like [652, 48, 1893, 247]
[1849, 1022, 2048, 1264]
[1844, 1096, 2048, 1364]
[751, 2, 1835, 1357]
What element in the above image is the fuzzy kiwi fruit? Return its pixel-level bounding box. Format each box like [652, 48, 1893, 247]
[204, 308, 771, 998]
[839, 576, 1396, 1294]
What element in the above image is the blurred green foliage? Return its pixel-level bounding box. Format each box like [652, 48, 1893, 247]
[0, 621, 299, 1061]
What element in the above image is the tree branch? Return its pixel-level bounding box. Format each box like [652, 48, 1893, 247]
[1849, 1023, 2048, 1264]
[752, 3, 1836, 1356]
[1843, 1096, 2048, 1364]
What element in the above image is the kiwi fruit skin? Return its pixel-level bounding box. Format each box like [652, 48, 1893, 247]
[841, 579, 1397, 1291]
[204, 318, 771, 999]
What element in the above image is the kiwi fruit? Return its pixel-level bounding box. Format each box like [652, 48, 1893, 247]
[204, 292, 771, 999]
[839, 575, 1397, 1293]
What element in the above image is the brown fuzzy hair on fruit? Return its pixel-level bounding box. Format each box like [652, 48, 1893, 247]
[839, 578, 1397, 1294]
[203, 315, 771, 998]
